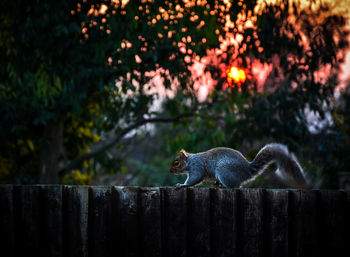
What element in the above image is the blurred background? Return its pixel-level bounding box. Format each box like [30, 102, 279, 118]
[1, 0, 350, 188]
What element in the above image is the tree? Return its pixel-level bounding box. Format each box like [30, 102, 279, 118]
[157, 0, 349, 187]
[208, 0, 348, 145]
[1, 0, 348, 187]
[0, 0, 236, 183]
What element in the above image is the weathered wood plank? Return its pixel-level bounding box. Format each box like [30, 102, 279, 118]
[39, 185, 63, 257]
[345, 191, 350, 252]
[62, 186, 89, 257]
[317, 190, 345, 256]
[162, 187, 187, 257]
[88, 186, 112, 257]
[140, 188, 162, 257]
[210, 188, 237, 257]
[266, 190, 288, 257]
[187, 187, 211, 257]
[113, 186, 140, 257]
[1, 185, 349, 257]
[0, 185, 14, 257]
[288, 190, 317, 257]
[240, 189, 264, 257]
[13, 185, 40, 257]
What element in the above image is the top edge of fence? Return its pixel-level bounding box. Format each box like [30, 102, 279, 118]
[0, 184, 348, 192]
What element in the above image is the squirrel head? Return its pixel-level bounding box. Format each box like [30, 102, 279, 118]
[170, 149, 189, 174]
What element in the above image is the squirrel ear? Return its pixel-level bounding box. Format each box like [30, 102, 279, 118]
[179, 149, 188, 159]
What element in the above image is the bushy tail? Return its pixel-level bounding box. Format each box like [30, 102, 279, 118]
[248, 143, 308, 188]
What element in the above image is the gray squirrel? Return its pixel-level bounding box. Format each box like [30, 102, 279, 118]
[169, 143, 308, 189]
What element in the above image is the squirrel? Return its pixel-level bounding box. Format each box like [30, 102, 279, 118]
[169, 143, 309, 189]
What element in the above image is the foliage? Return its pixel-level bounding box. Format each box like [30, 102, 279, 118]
[334, 88, 350, 171]
[62, 169, 93, 185]
[1, 0, 115, 182]
[0, 0, 229, 183]
[157, 0, 350, 188]
[211, 0, 349, 147]
[1, 0, 349, 188]
[312, 83, 350, 187]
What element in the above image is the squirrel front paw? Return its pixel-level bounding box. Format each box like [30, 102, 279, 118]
[214, 180, 223, 187]
[175, 183, 183, 189]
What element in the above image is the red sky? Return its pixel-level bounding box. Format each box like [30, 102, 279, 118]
[191, 0, 350, 99]
[99, 0, 350, 99]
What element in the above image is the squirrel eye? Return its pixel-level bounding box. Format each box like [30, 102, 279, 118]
[174, 161, 180, 167]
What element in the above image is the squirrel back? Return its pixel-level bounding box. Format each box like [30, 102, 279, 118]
[170, 143, 308, 189]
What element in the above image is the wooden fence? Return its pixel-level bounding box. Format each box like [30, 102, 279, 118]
[0, 185, 349, 257]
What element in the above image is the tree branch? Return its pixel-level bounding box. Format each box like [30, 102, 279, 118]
[58, 112, 194, 177]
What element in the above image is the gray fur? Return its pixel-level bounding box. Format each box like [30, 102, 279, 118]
[175, 144, 308, 189]
[245, 143, 307, 188]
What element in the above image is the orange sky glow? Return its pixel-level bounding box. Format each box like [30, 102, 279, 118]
[190, 0, 350, 99]
[82, 0, 350, 99]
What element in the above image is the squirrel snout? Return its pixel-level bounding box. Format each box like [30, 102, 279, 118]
[170, 167, 180, 174]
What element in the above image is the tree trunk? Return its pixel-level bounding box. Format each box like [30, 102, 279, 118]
[39, 119, 64, 184]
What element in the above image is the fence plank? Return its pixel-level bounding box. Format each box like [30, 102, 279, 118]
[39, 185, 63, 257]
[211, 189, 237, 257]
[187, 188, 211, 257]
[140, 188, 162, 257]
[63, 186, 89, 257]
[345, 191, 350, 251]
[266, 190, 289, 257]
[114, 186, 140, 257]
[288, 190, 317, 257]
[0, 185, 14, 257]
[317, 191, 345, 256]
[162, 187, 187, 257]
[88, 186, 112, 257]
[13, 185, 40, 257]
[240, 189, 264, 257]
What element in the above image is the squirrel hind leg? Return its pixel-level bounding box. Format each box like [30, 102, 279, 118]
[215, 168, 241, 188]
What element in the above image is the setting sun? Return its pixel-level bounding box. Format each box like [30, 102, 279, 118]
[227, 66, 246, 86]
